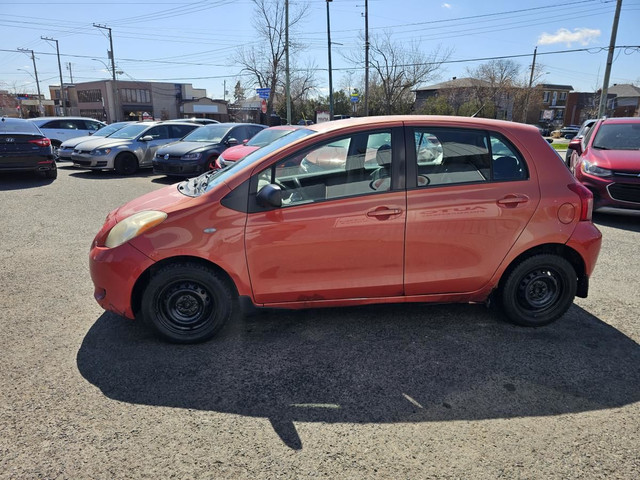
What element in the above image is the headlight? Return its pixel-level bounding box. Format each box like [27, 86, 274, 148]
[105, 210, 167, 248]
[581, 160, 612, 177]
[182, 152, 202, 160]
[92, 147, 112, 156]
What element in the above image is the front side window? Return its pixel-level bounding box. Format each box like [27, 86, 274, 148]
[253, 130, 393, 208]
[144, 125, 170, 140]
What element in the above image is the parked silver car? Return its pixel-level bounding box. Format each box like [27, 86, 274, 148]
[58, 121, 133, 161]
[71, 121, 199, 174]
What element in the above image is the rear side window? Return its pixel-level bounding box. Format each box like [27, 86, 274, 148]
[169, 124, 198, 138]
[412, 128, 528, 187]
[43, 120, 78, 130]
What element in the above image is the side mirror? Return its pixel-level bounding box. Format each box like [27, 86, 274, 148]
[226, 137, 239, 146]
[242, 139, 249, 145]
[140, 135, 154, 142]
[567, 137, 581, 150]
[256, 184, 282, 208]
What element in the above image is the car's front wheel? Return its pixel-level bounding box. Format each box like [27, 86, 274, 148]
[141, 263, 237, 343]
[114, 152, 138, 175]
[499, 254, 577, 327]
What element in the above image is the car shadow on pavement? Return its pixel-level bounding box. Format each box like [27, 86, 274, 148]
[64, 167, 160, 180]
[0, 171, 56, 190]
[593, 210, 640, 233]
[77, 303, 640, 450]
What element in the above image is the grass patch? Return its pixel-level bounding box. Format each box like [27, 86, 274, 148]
[550, 143, 568, 151]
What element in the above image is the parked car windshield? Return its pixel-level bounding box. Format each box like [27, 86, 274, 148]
[247, 128, 296, 147]
[592, 123, 640, 150]
[200, 128, 314, 194]
[108, 124, 151, 139]
[181, 125, 232, 143]
[95, 122, 130, 137]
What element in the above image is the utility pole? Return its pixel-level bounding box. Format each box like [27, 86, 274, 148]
[523, 46, 538, 123]
[17, 48, 43, 115]
[326, 0, 334, 120]
[67, 62, 74, 83]
[93, 24, 119, 121]
[364, 0, 369, 117]
[598, 0, 623, 118]
[41, 36, 66, 116]
[285, 0, 292, 124]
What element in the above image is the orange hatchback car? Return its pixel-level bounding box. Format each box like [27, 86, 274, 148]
[90, 116, 602, 343]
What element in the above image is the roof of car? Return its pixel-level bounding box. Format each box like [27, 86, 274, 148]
[304, 115, 541, 135]
[600, 117, 640, 124]
[28, 116, 103, 122]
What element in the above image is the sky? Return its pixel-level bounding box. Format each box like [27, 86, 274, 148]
[1, 0, 639, 102]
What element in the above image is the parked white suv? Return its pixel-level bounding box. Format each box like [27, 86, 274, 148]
[28, 117, 106, 157]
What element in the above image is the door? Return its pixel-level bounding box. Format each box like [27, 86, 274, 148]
[245, 128, 407, 304]
[404, 127, 540, 295]
[138, 125, 171, 166]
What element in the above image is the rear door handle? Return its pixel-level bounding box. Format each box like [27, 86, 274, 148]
[497, 194, 529, 207]
[367, 208, 402, 218]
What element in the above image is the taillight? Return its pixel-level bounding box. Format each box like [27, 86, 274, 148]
[29, 137, 51, 147]
[568, 182, 593, 221]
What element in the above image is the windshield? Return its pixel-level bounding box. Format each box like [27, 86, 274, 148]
[247, 128, 296, 147]
[593, 123, 640, 150]
[109, 124, 149, 139]
[199, 128, 314, 194]
[0, 119, 42, 135]
[181, 125, 231, 143]
[95, 122, 129, 137]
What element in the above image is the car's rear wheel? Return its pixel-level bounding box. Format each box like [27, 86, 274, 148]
[500, 254, 577, 327]
[40, 162, 57, 180]
[141, 263, 237, 343]
[114, 152, 138, 175]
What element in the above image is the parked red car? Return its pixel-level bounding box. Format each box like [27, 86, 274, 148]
[569, 117, 640, 211]
[217, 125, 302, 167]
[90, 116, 602, 343]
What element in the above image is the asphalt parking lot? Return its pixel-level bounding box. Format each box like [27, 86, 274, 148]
[1, 165, 639, 479]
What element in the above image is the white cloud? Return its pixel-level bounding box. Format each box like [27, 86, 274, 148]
[538, 28, 600, 46]
[441, 3, 452, 9]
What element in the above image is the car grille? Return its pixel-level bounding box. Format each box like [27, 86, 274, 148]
[608, 183, 640, 204]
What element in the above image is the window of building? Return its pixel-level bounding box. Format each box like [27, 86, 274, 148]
[543, 91, 550, 103]
[78, 89, 103, 103]
[121, 88, 151, 104]
[559, 92, 567, 101]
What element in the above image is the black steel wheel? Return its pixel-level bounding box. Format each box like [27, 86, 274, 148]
[141, 263, 236, 343]
[114, 152, 139, 175]
[500, 254, 577, 327]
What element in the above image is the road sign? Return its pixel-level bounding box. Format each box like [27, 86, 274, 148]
[350, 94, 359, 103]
[261, 99, 267, 114]
[256, 88, 271, 99]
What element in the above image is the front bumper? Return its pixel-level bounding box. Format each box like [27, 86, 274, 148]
[72, 152, 115, 169]
[152, 159, 202, 177]
[90, 242, 155, 319]
[579, 173, 640, 211]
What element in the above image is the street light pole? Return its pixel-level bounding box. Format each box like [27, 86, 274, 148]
[326, 0, 334, 121]
[17, 48, 43, 116]
[285, 0, 292, 125]
[41, 36, 67, 116]
[94, 24, 119, 121]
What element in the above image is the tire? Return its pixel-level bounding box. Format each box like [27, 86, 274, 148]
[114, 152, 138, 175]
[141, 263, 237, 343]
[499, 254, 577, 327]
[43, 165, 58, 179]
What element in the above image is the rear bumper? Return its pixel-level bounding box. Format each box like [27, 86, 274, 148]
[566, 221, 602, 279]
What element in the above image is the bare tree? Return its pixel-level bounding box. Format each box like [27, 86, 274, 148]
[467, 59, 520, 119]
[345, 32, 451, 115]
[236, 0, 307, 115]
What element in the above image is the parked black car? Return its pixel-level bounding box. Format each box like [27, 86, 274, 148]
[153, 123, 265, 177]
[0, 117, 56, 179]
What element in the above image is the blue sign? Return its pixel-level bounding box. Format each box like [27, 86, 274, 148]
[350, 94, 359, 103]
[256, 88, 271, 99]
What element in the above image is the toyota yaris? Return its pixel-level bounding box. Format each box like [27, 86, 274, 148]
[90, 116, 602, 343]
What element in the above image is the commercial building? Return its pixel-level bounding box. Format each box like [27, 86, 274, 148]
[48, 80, 229, 123]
